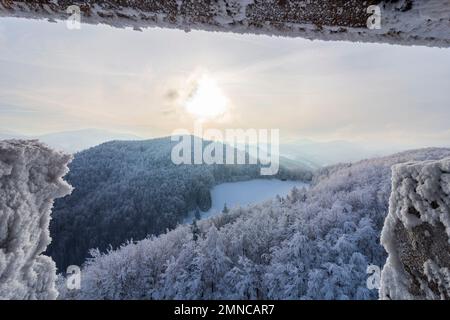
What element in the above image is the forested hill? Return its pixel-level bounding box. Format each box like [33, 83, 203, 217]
[48, 136, 312, 271]
[59, 148, 450, 300]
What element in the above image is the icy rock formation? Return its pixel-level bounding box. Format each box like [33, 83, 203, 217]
[1, 0, 449, 48]
[0, 140, 72, 300]
[380, 158, 450, 300]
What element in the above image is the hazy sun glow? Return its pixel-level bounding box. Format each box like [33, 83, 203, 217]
[185, 75, 228, 120]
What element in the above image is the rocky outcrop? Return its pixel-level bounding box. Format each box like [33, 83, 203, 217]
[380, 158, 450, 300]
[0, 140, 72, 300]
[0, 0, 449, 47]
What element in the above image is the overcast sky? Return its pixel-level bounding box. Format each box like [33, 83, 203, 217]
[0, 17, 449, 149]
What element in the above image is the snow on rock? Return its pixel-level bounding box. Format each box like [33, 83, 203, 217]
[380, 157, 450, 300]
[0, 140, 72, 300]
[0, 0, 449, 48]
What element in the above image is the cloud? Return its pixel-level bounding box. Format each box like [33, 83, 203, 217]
[1, 18, 450, 149]
[0, 26, 5, 47]
[161, 107, 176, 116]
[0, 103, 38, 115]
[164, 89, 179, 101]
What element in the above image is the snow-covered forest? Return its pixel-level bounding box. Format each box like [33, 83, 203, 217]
[47, 137, 312, 271]
[57, 147, 450, 300]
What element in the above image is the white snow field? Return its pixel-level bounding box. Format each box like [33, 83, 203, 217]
[185, 179, 309, 223]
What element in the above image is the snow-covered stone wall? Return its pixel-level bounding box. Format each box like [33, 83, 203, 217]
[0, 140, 72, 300]
[1, 0, 449, 48]
[380, 158, 450, 300]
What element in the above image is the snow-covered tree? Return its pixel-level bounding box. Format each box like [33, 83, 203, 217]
[222, 203, 229, 214]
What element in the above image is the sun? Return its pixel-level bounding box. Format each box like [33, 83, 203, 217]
[185, 74, 228, 120]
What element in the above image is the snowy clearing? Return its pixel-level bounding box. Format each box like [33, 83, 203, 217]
[184, 179, 309, 223]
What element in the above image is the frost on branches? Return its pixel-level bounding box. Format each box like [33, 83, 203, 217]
[0, 140, 72, 300]
[60, 148, 450, 300]
[380, 158, 450, 300]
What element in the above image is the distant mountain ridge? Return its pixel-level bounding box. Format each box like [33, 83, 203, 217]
[0, 129, 142, 153]
[280, 139, 399, 167]
[1, 129, 421, 168]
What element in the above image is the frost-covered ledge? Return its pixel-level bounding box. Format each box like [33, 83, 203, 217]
[380, 158, 450, 300]
[1, 0, 449, 48]
[0, 140, 72, 300]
